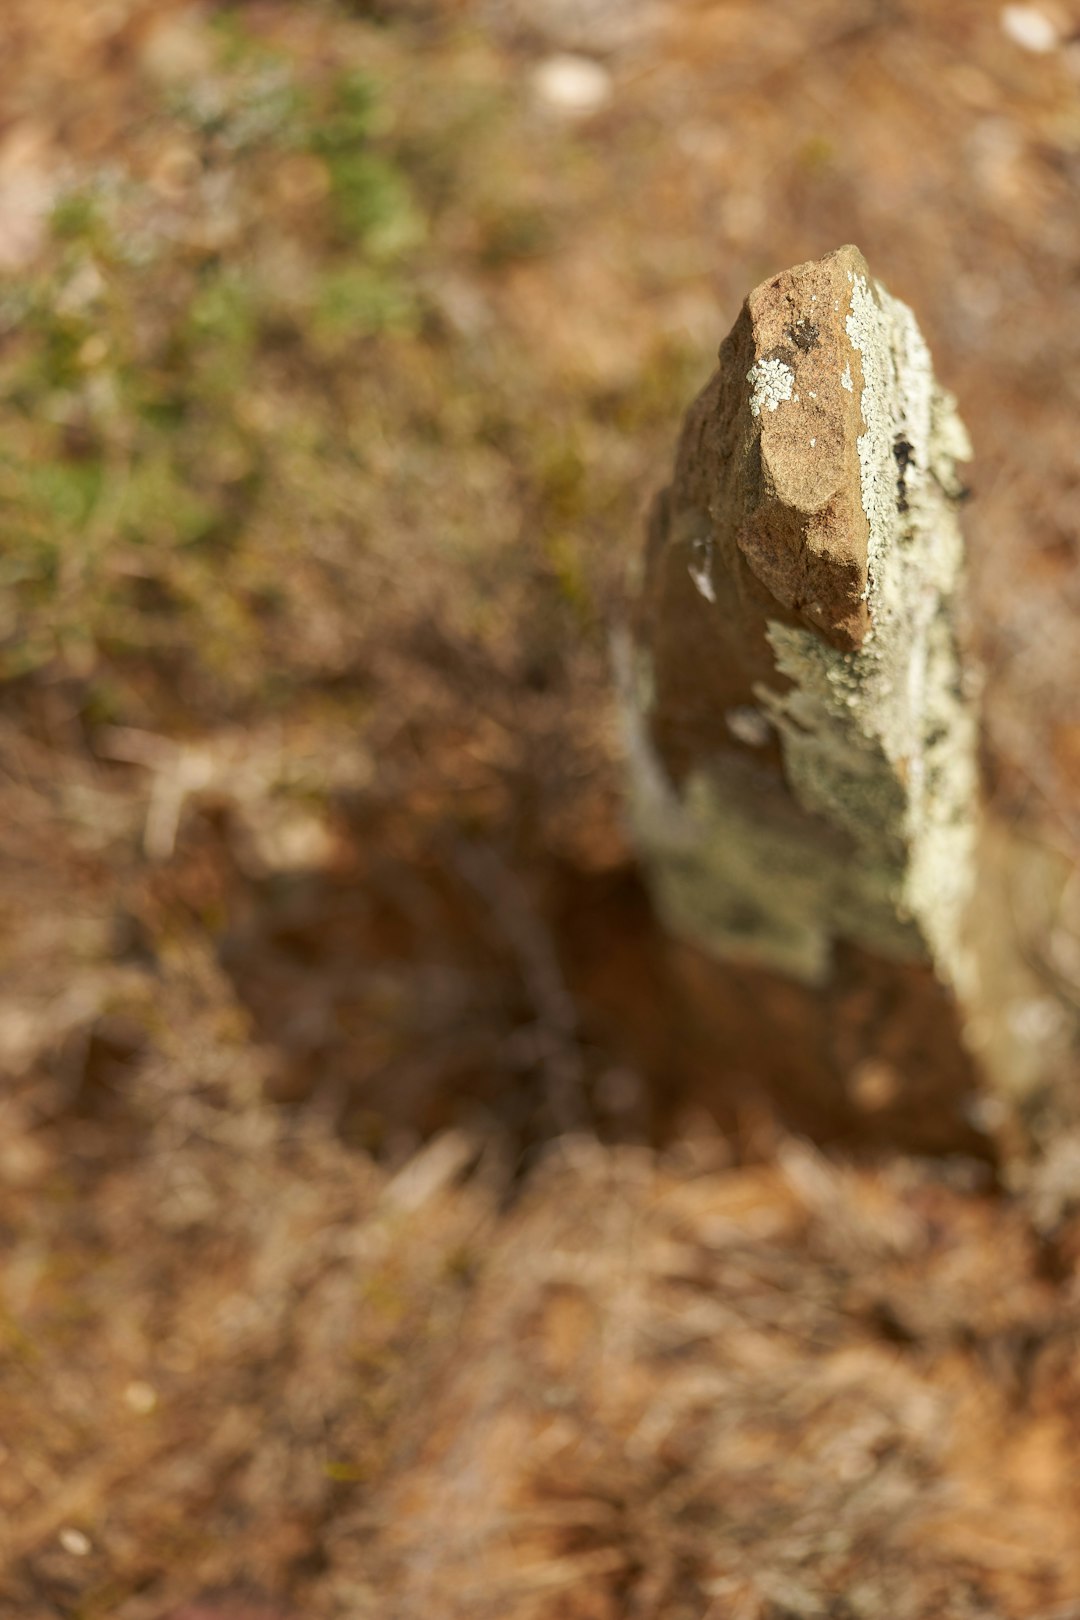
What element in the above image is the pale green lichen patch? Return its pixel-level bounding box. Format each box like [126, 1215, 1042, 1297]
[618, 654, 837, 982]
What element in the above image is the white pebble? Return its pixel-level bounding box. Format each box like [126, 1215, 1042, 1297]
[124, 1379, 158, 1414]
[60, 1528, 91, 1557]
[532, 54, 613, 116]
[1000, 5, 1059, 52]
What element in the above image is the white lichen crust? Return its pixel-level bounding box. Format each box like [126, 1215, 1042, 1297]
[747, 357, 795, 417]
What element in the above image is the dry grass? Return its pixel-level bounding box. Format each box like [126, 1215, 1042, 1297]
[5, 1105, 1080, 1616]
[376, 1138, 1080, 1619]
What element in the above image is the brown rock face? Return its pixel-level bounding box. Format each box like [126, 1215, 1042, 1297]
[625, 248, 1080, 1176]
[623, 245, 997, 1156]
[741, 248, 872, 650]
[638, 244, 875, 787]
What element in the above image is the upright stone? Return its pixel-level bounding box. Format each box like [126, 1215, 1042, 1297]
[621, 246, 993, 1151]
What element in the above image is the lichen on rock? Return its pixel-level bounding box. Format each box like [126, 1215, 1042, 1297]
[624, 245, 979, 991]
[747, 356, 795, 417]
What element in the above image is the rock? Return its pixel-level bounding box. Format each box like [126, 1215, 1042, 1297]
[619, 247, 1019, 1153]
[1000, 5, 1060, 53]
[621, 246, 1080, 1166]
[532, 53, 613, 116]
[626, 245, 978, 990]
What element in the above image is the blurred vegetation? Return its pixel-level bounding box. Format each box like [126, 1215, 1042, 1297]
[0, 12, 697, 740]
[3, 29, 419, 710]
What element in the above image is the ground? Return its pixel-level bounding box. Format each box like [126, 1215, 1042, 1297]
[1, 0, 1080, 1615]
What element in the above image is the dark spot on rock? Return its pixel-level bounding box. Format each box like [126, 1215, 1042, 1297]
[893, 436, 915, 472]
[790, 318, 820, 352]
[893, 433, 915, 513]
[765, 343, 797, 370]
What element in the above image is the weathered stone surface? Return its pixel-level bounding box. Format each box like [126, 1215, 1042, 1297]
[738, 252, 873, 651]
[626, 244, 978, 991]
[620, 245, 999, 1150]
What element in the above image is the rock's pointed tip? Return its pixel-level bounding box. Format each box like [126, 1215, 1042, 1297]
[746, 244, 872, 322]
